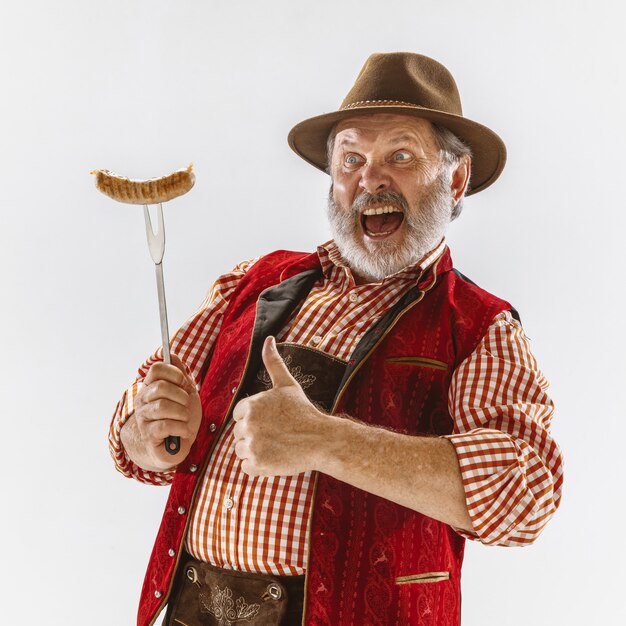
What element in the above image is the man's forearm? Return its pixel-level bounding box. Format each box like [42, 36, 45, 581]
[313, 415, 474, 532]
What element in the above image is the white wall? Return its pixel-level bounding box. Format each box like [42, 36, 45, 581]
[1, 1, 623, 623]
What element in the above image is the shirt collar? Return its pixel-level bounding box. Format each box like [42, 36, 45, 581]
[316, 239, 447, 285]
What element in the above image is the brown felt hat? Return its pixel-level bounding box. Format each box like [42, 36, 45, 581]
[288, 52, 506, 195]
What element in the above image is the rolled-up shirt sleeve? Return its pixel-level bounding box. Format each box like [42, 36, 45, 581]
[108, 259, 256, 485]
[444, 311, 564, 546]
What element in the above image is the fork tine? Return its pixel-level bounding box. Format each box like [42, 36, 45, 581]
[143, 203, 165, 264]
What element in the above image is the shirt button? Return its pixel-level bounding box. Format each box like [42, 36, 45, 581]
[224, 497, 234, 510]
[209, 423, 217, 433]
[168, 548, 176, 557]
[178, 506, 186, 515]
[154, 590, 162, 599]
[311, 335, 322, 345]
[189, 464, 198, 473]
[349, 292, 359, 302]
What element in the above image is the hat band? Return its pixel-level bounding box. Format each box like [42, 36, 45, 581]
[341, 99, 425, 110]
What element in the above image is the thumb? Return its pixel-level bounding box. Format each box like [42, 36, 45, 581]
[170, 352, 197, 394]
[262, 336, 296, 388]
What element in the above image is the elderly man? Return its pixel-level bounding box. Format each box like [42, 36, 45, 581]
[110, 53, 563, 626]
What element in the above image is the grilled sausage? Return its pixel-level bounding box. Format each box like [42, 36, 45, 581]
[91, 164, 195, 204]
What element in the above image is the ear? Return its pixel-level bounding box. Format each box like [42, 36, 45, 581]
[450, 156, 471, 204]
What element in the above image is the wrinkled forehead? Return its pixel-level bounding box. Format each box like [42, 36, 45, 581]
[333, 113, 438, 149]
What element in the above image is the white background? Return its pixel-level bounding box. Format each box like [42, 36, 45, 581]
[1, 1, 624, 624]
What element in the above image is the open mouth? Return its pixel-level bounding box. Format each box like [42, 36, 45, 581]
[360, 205, 405, 239]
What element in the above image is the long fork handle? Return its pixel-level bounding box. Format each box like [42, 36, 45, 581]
[155, 262, 171, 364]
[154, 262, 180, 455]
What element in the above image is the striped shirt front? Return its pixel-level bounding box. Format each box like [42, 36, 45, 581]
[109, 240, 563, 574]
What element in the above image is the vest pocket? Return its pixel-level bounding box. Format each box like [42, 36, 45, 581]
[385, 356, 448, 371]
[395, 571, 450, 585]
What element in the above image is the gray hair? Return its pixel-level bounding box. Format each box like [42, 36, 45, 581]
[431, 123, 472, 220]
[325, 120, 472, 221]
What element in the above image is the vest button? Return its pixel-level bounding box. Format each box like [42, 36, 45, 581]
[231, 386, 237, 395]
[209, 423, 217, 433]
[178, 506, 187, 515]
[189, 464, 198, 473]
[168, 548, 176, 557]
[154, 590, 162, 599]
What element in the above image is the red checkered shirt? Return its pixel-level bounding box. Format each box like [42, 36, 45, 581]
[109, 241, 563, 575]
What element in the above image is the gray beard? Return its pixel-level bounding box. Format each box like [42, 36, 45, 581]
[326, 174, 453, 282]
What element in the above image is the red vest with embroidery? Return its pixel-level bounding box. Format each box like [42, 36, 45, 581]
[137, 248, 511, 626]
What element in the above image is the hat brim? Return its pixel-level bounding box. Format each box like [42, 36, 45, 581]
[287, 105, 506, 195]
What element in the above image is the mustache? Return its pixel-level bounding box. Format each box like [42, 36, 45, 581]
[351, 191, 409, 213]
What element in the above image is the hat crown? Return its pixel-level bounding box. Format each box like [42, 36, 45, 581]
[340, 52, 463, 116]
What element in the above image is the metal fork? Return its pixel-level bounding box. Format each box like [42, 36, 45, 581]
[143, 203, 180, 455]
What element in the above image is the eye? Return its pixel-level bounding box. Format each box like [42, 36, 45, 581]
[392, 150, 412, 162]
[344, 153, 364, 167]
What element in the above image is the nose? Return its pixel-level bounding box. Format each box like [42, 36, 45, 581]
[358, 162, 391, 195]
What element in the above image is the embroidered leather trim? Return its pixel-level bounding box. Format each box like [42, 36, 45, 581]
[257, 354, 316, 390]
[200, 585, 261, 625]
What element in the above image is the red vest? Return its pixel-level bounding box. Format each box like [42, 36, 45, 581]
[137, 248, 511, 626]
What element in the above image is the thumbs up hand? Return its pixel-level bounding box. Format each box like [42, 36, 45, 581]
[232, 336, 328, 476]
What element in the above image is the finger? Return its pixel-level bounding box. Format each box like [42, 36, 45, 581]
[141, 380, 190, 407]
[234, 438, 250, 460]
[144, 362, 186, 387]
[143, 352, 195, 389]
[232, 419, 245, 441]
[169, 353, 198, 393]
[240, 458, 258, 477]
[138, 398, 191, 423]
[261, 336, 296, 389]
[232, 398, 249, 422]
[142, 418, 195, 444]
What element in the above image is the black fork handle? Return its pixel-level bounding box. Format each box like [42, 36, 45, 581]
[165, 436, 181, 455]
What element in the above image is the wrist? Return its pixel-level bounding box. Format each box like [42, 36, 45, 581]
[309, 412, 353, 473]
